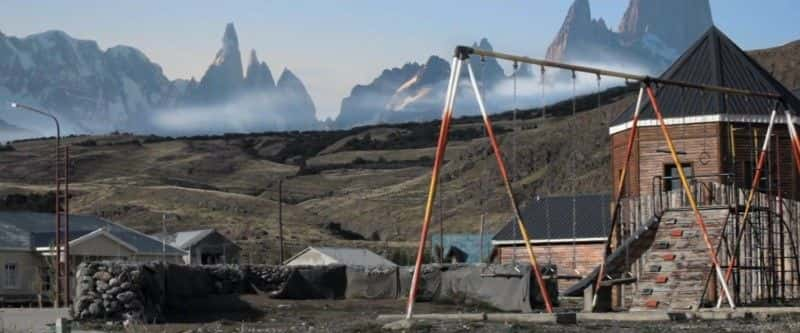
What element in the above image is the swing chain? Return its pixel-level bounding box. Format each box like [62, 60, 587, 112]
[571, 70, 578, 272]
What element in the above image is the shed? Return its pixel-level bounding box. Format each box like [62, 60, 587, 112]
[492, 193, 612, 278]
[153, 228, 240, 265]
[284, 246, 396, 268]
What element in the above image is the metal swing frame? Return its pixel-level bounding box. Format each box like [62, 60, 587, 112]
[713, 106, 800, 307]
[406, 45, 789, 319]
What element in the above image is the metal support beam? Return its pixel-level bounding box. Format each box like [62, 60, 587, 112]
[466, 61, 554, 313]
[460, 46, 784, 101]
[717, 109, 777, 307]
[592, 86, 645, 310]
[406, 56, 462, 319]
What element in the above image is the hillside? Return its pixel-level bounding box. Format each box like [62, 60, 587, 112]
[749, 40, 800, 90]
[0, 39, 796, 264]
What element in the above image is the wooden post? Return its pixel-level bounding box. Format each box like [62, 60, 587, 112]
[278, 179, 284, 264]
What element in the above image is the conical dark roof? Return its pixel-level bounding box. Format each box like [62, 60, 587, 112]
[610, 26, 800, 131]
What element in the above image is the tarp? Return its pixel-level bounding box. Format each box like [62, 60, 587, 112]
[271, 265, 347, 299]
[345, 266, 399, 299]
[398, 265, 442, 302]
[398, 264, 558, 312]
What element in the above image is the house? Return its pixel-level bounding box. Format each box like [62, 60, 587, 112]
[0, 211, 185, 304]
[153, 228, 240, 265]
[429, 234, 492, 264]
[610, 27, 800, 199]
[284, 246, 396, 268]
[492, 194, 612, 277]
[600, 27, 800, 308]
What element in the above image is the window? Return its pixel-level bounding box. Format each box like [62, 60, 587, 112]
[5, 263, 18, 288]
[664, 163, 693, 192]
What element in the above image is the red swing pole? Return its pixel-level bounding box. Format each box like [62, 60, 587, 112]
[645, 83, 736, 308]
[591, 85, 645, 309]
[466, 60, 554, 313]
[405, 56, 462, 319]
[716, 108, 777, 307]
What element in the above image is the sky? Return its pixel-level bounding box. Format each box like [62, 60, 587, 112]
[1, 0, 798, 121]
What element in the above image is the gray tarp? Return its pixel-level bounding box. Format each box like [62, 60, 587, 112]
[345, 266, 399, 299]
[398, 264, 558, 312]
[271, 265, 348, 299]
[399, 265, 442, 302]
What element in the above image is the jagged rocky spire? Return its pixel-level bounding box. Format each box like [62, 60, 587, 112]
[191, 22, 244, 104]
[244, 49, 276, 91]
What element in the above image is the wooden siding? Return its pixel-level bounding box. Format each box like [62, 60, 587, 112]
[497, 243, 605, 282]
[612, 122, 800, 198]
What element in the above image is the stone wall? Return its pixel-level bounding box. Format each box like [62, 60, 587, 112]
[73, 262, 295, 323]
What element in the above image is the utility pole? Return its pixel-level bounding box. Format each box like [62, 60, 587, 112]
[278, 179, 285, 264]
[161, 214, 167, 264]
[479, 213, 485, 263]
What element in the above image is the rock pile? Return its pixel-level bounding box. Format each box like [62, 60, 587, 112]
[242, 265, 292, 293]
[73, 262, 296, 323]
[74, 261, 164, 323]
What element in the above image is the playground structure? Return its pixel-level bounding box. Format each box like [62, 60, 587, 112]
[405, 27, 800, 318]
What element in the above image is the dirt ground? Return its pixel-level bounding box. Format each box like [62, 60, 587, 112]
[68, 295, 800, 333]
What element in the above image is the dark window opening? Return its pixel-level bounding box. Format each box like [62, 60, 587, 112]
[201, 253, 223, 265]
[664, 163, 693, 192]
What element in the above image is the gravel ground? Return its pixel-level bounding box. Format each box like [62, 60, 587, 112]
[72, 295, 800, 333]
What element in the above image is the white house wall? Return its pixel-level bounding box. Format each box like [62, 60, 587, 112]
[70, 233, 136, 257]
[0, 250, 43, 297]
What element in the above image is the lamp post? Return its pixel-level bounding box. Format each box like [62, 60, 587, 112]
[10, 102, 67, 307]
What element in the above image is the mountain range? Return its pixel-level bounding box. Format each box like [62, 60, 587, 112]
[334, 0, 714, 128]
[0, 0, 737, 137]
[336, 38, 525, 129]
[0, 23, 318, 138]
[546, 0, 712, 71]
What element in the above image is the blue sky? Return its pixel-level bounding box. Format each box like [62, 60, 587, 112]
[1, 0, 798, 120]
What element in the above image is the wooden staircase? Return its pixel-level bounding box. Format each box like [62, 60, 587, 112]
[632, 207, 731, 311]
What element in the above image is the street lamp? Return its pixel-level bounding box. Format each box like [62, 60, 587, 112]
[10, 102, 61, 146]
[10, 102, 67, 307]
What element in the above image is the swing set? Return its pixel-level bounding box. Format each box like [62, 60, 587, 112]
[405, 45, 792, 319]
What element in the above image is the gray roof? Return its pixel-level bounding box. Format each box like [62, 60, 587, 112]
[611, 26, 800, 127]
[0, 211, 185, 255]
[493, 193, 612, 242]
[154, 228, 215, 250]
[287, 246, 397, 267]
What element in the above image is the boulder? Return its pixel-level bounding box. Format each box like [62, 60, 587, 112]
[94, 271, 112, 282]
[96, 281, 109, 293]
[117, 291, 136, 303]
[88, 301, 104, 316]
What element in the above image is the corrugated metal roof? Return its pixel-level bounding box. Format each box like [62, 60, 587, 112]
[286, 246, 397, 267]
[153, 229, 215, 250]
[0, 211, 184, 255]
[611, 26, 800, 127]
[493, 193, 612, 242]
